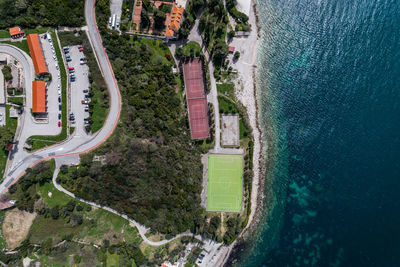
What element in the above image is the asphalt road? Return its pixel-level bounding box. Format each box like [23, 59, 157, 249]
[0, 0, 122, 194]
[0, 67, 4, 127]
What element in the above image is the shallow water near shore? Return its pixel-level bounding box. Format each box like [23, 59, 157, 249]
[234, 0, 400, 266]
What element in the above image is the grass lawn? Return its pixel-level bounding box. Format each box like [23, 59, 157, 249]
[107, 252, 120, 267]
[31, 179, 143, 247]
[217, 83, 234, 98]
[90, 84, 108, 133]
[0, 30, 9, 38]
[7, 96, 24, 105]
[207, 154, 243, 212]
[0, 105, 18, 179]
[37, 182, 71, 208]
[0, 210, 7, 250]
[218, 95, 239, 114]
[0, 149, 8, 179]
[0, 39, 30, 56]
[28, 30, 68, 151]
[24, 26, 51, 35]
[181, 41, 202, 57]
[141, 38, 175, 67]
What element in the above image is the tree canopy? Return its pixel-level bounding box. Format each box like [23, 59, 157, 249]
[0, 0, 85, 29]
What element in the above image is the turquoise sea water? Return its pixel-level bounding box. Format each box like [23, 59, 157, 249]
[232, 0, 400, 266]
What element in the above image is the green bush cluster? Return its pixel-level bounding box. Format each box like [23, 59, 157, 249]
[178, 0, 205, 38]
[198, 0, 229, 67]
[226, 0, 249, 24]
[0, 0, 84, 29]
[55, 3, 209, 237]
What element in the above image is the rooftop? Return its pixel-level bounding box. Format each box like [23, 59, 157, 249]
[9, 26, 24, 37]
[27, 34, 48, 75]
[32, 80, 46, 113]
[165, 4, 184, 37]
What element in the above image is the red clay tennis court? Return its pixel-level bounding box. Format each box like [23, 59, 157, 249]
[183, 59, 210, 139]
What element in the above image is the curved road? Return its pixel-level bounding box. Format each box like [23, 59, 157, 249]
[0, 0, 219, 250]
[0, 0, 121, 194]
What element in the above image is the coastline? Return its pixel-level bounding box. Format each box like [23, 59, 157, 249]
[214, 1, 266, 265]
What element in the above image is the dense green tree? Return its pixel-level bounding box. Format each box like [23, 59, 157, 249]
[0, 127, 14, 148]
[50, 206, 59, 220]
[0, 0, 85, 29]
[234, 51, 240, 60]
[154, 9, 166, 30]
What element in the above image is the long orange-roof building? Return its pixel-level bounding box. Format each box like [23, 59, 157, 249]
[27, 34, 48, 76]
[32, 80, 46, 113]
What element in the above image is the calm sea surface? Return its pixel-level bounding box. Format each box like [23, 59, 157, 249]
[235, 0, 400, 266]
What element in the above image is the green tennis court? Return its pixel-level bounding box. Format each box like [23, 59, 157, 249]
[207, 154, 243, 212]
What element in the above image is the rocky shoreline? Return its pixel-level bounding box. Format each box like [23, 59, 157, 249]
[215, 0, 267, 265]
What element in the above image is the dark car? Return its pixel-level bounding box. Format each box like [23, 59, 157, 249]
[58, 97, 61, 103]
[59, 105, 61, 111]
[58, 113, 61, 120]
[83, 89, 89, 93]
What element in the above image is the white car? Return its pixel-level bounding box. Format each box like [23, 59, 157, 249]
[58, 88, 61, 95]
[58, 73, 60, 79]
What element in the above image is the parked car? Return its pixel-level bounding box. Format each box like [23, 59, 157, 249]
[58, 114, 61, 120]
[70, 77, 75, 82]
[59, 105, 61, 111]
[84, 108, 89, 112]
[81, 100, 88, 104]
[58, 121, 61, 127]
[68, 67, 74, 71]
[58, 97, 61, 103]
[66, 58, 71, 62]
[58, 88, 61, 95]
[83, 89, 89, 93]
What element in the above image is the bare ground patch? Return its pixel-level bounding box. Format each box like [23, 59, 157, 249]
[2, 209, 36, 249]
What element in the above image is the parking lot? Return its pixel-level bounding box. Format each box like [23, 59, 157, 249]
[64, 45, 90, 137]
[37, 33, 62, 132]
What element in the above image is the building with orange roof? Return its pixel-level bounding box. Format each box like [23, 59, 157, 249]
[9, 26, 24, 39]
[32, 80, 46, 113]
[26, 34, 48, 76]
[165, 4, 184, 38]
